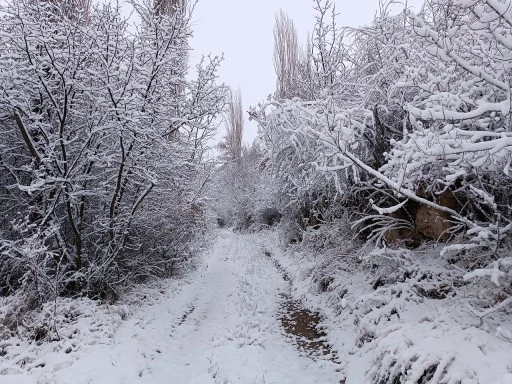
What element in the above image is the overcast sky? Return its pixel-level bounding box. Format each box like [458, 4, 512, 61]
[189, 0, 424, 145]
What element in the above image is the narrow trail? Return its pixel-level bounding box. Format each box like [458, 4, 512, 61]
[44, 230, 342, 384]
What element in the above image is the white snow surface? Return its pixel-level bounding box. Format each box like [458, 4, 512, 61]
[1, 230, 342, 384]
[263, 229, 512, 384]
[3, 228, 512, 383]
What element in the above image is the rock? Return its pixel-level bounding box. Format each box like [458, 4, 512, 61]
[437, 189, 460, 210]
[382, 199, 423, 248]
[381, 190, 461, 245]
[415, 205, 453, 240]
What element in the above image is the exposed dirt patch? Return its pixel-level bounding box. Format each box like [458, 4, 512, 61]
[264, 249, 343, 376]
[279, 294, 332, 357]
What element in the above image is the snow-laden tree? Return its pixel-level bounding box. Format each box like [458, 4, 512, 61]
[255, 0, 373, 241]
[386, 0, 512, 314]
[255, 0, 512, 315]
[0, 0, 227, 301]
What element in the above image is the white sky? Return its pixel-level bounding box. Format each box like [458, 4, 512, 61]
[189, 0, 425, 145]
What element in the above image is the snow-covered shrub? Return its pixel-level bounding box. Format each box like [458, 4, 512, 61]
[368, 319, 491, 384]
[254, 0, 512, 318]
[248, 3, 512, 380]
[211, 140, 282, 232]
[300, 218, 361, 296]
[0, 220, 63, 308]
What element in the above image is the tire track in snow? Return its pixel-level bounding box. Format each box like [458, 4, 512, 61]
[195, 230, 344, 384]
[41, 230, 344, 384]
[263, 248, 345, 381]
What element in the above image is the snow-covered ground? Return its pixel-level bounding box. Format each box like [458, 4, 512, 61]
[3, 228, 512, 384]
[262, 229, 512, 384]
[1, 230, 342, 384]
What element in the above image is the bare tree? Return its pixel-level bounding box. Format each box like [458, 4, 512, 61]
[220, 89, 244, 163]
[273, 10, 299, 99]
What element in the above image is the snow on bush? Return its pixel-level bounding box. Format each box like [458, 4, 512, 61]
[266, 224, 512, 383]
[0, 0, 227, 303]
[254, 0, 512, 318]
[0, 295, 129, 376]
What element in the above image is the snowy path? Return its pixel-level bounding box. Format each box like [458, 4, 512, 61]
[28, 230, 341, 384]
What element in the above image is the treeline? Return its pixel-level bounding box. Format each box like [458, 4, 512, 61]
[0, 0, 227, 303]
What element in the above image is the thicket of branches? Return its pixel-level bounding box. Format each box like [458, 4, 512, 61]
[252, 0, 512, 317]
[0, 0, 227, 304]
[210, 88, 280, 231]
